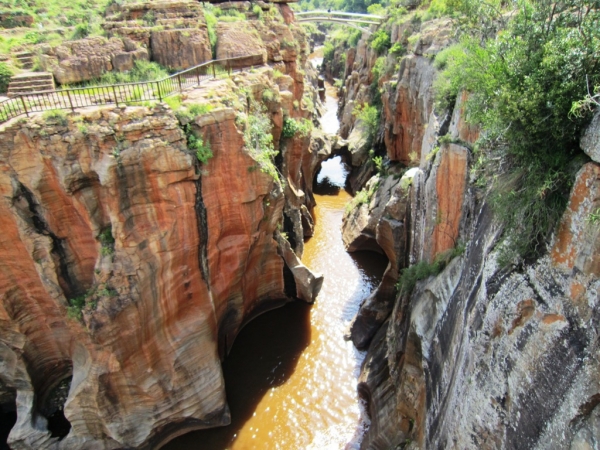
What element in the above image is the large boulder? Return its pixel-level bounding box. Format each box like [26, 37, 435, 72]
[216, 22, 267, 68]
[38, 37, 149, 85]
[150, 28, 212, 70]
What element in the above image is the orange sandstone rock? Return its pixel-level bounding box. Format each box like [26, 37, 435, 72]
[551, 162, 600, 276]
[431, 144, 469, 259]
[197, 108, 287, 356]
[0, 104, 292, 448]
[449, 91, 480, 145]
[383, 56, 436, 165]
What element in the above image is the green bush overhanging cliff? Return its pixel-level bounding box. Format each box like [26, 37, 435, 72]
[435, 0, 599, 264]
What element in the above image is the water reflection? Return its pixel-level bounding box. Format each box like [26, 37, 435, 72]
[311, 46, 339, 136]
[316, 156, 349, 190]
[319, 85, 340, 136]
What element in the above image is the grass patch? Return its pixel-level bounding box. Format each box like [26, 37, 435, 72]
[0, 62, 13, 94]
[98, 226, 114, 256]
[396, 243, 465, 295]
[588, 208, 600, 225]
[345, 178, 380, 215]
[175, 102, 214, 123]
[281, 117, 313, 138]
[42, 109, 68, 126]
[353, 102, 380, 147]
[243, 99, 279, 182]
[369, 29, 391, 55]
[184, 125, 212, 164]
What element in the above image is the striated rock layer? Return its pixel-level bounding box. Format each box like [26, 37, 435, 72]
[0, 4, 327, 448]
[0, 71, 322, 449]
[0, 106, 227, 449]
[348, 121, 600, 450]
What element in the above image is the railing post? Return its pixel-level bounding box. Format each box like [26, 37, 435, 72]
[20, 96, 28, 117]
[66, 89, 75, 112]
[196, 66, 200, 86]
[112, 85, 119, 107]
[156, 81, 162, 101]
[177, 74, 182, 93]
[212, 63, 216, 78]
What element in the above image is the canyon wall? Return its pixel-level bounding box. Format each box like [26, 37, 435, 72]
[0, 5, 325, 448]
[338, 12, 600, 450]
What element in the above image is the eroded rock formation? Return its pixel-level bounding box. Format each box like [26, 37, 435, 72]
[0, 7, 323, 446]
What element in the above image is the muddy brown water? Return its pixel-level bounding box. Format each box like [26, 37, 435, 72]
[164, 49, 387, 450]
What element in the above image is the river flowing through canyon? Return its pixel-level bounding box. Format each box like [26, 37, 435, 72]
[164, 49, 386, 450]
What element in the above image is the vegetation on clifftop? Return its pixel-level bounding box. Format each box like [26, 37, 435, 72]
[243, 100, 280, 183]
[434, 0, 599, 264]
[0, 0, 109, 53]
[316, 0, 597, 269]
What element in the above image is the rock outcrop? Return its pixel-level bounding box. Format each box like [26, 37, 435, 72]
[581, 110, 600, 164]
[216, 22, 268, 64]
[342, 168, 417, 349]
[150, 29, 212, 70]
[38, 36, 149, 85]
[0, 106, 229, 449]
[350, 123, 600, 450]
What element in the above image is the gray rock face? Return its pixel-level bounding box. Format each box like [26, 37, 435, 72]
[354, 159, 600, 449]
[275, 232, 324, 303]
[343, 169, 418, 349]
[581, 110, 600, 163]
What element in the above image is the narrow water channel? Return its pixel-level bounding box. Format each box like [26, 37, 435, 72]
[165, 49, 387, 450]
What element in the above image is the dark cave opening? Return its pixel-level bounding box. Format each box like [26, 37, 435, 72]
[40, 377, 73, 440]
[0, 400, 16, 450]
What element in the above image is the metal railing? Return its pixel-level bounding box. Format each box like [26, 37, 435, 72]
[0, 53, 264, 125]
[296, 10, 384, 24]
[295, 10, 384, 34]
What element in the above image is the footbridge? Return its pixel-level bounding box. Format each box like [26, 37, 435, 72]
[295, 10, 384, 34]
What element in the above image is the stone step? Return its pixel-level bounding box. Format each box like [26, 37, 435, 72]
[8, 82, 54, 90]
[8, 84, 54, 92]
[7, 72, 55, 97]
[8, 80, 54, 88]
[13, 52, 35, 69]
[7, 87, 55, 96]
[11, 73, 54, 82]
[13, 77, 52, 83]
